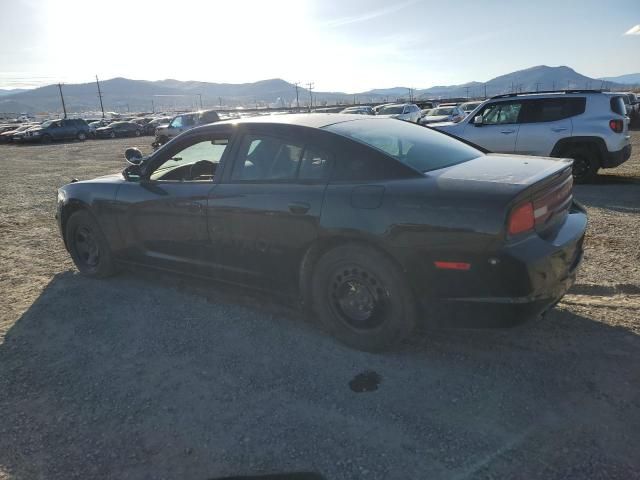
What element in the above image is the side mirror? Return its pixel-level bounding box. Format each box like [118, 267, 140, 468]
[473, 115, 483, 126]
[124, 147, 143, 165]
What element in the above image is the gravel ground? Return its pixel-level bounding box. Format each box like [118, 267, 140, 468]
[0, 133, 639, 480]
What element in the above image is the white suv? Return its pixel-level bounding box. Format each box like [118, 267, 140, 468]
[433, 91, 632, 183]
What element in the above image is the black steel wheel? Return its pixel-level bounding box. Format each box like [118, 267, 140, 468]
[65, 210, 117, 278]
[311, 244, 416, 352]
[566, 147, 598, 184]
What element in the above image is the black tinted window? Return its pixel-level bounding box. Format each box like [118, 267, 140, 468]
[299, 146, 331, 180]
[520, 98, 586, 123]
[610, 96, 626, 115]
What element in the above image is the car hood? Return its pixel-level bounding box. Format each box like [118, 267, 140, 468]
[422, 115, 450, 123]
[95, 126, 112, 131]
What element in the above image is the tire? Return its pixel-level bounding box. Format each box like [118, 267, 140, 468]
[65, 210, 117, 278]
[77, 131, 87, 141]
[158, 135, 168, 145]
[41, 134, 52, 144]
[310, 244, 416, 352]
[565, 146, 598, 184]
[134, 129, 141, 137]
[109, 131, 116, 139]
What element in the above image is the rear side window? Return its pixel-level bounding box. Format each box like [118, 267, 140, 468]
[520, 97, 586, 123]
[327, 118, 482, 174]
[610, 96, 626, 115]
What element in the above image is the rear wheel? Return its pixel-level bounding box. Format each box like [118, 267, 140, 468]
[77, 131, 87, 141]
[65, 210, 117, 278]
[109, 131, 116, 139]
[565, 146, 598, 184]
[310, 244, 416, 352]
[134, 129, 141, 137]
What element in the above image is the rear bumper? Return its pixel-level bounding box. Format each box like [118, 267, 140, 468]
[421, 203, 587, 328]
[601, 143, 632, 168]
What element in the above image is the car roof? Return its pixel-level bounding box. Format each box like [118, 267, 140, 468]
[211, 113, 372, 129]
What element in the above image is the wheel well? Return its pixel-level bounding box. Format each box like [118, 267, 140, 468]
[551, 137, 605, 166]
[298, 236, 406, 307]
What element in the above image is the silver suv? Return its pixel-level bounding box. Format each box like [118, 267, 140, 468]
[433, 91, 632, 183]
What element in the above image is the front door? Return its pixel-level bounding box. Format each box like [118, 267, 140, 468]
[462, 100, 523, 153]
[116, 132, 232, 273]
[207, 128, 331, 290]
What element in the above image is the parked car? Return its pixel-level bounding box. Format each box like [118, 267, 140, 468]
[419, 106, 466, 125]
[433, 91, 632, 183]
[143, 116, 171, 136]
[22, 118, 90, 143]
[340, 106, 375, 115]
[416, 101, 437, 110]
[95, 121, 142, 138]
[376, 103, 422, 122]
[56, 114, 586, 352]
[372, 103, 394, 114]
[154, 109, 220, 146]
[88, 119, 111, 137]
[459, 101, 484, 116]
[622, 92, 639, 120]
[0, 124, 36, 143]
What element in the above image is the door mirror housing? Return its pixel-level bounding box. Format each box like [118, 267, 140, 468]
[473, 115, 483, 126]
[124, 147, 143, 165]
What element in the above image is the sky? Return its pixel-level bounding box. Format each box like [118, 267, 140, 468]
[0, 0, 638, 92]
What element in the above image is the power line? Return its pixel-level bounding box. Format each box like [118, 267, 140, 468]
[57, 83, 67, 118]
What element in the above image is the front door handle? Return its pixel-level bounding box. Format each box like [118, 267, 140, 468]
[174, 200, 202, 212]
[551, 127, 568, 132]
[288, 202, 310, 215]
[500, 129, 515, 134]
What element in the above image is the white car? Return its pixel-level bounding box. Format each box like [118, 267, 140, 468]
[459, 101, 484, 116]
[419, 106, 465, 125]
[376, 103, 422, 123]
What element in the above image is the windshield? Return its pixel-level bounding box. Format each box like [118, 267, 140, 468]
[326, 118, 482, 172]
[40, 120, 53, 128]
[378, 105, 405, 114]
[461, 102, 480, 111]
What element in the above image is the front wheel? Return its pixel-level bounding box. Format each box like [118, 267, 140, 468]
[310, 244, 416, 352]
[134, 129, 141, 137]
[109, 131, 116, 139]
[77, 131, 87, 141]
[65, 210, 117, 278]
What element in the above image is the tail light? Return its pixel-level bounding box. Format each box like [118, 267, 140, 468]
[609, 119, 623, 133]
[507, 201, 535, 236]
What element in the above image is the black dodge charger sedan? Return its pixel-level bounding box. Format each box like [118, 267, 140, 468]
[56, 114, 586, 351]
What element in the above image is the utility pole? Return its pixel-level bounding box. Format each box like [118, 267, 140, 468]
[58, 83, 67, 118]
[510, 81, 514, 93]
[306, 82, 314, 111]
[294, 82, 300, 109]
[552, 80, 556, 91]
[95, 75, 105, 118]
[126, 103, 130, 113]
[567, 80, 571, 90]
[198, 93, 203, 109]
[219, 96, 222, 107]
[535, 82, 542, 93]
[151, 99, 155, 113]
[464, 86, 470, 99]
[484, 84, 487, 99]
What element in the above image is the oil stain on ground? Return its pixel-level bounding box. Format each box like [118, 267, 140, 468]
[349, 370, 382, 392]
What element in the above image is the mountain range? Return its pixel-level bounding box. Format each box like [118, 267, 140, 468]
[598, 73, 640, 85]
[0, 65, 635, 115]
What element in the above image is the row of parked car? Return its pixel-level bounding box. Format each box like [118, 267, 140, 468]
[0, 115, 175, 144]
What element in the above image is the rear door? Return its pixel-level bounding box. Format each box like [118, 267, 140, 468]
[206, 125, 331, 290]
[515, 97, 584, 156]
[462, 100, 523, 152]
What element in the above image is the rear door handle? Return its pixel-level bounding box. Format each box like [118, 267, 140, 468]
[288, 202, 310, 215]
[551, 127, 568, 132]
[500, 129, 515, 134]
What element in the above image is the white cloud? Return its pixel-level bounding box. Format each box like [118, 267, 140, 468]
[625, 24, 640, 35]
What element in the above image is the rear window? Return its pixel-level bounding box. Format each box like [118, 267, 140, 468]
[610, 96, 626, 115]
[326, 118, 482, 173]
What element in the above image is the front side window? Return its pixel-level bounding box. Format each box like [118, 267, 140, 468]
[326, 118, 482, 173]
[150, 138, 229, 181]
[170, 116, 183, 128]
[182, 115, 196, 127]
[479, 101, 522, 125]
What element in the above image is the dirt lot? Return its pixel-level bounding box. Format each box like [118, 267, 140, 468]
[1, 133, 639, 479]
